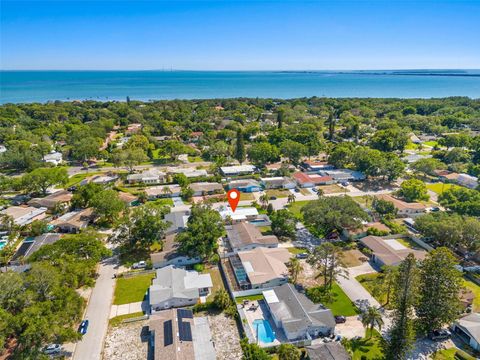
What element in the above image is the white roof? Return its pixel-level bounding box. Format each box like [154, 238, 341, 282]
[263, 289, 279, 304]
[219, 206, 259, 220]
[221, 165, 256, 174]
[184, 271, 213, 289]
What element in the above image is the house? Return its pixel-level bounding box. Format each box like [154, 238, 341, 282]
[151, 234, 201, 269]
[228, 179, 262, 193]
[225, 222, 278, 253]
[43, 151, 63, 165]
[125, 123, 142, 134]
[168, 168, 208, 178]
[1, 206, 47, 226]
[403, 153, 432, 164]
[220, 165, 256, 176]
[149, 265, 213, 311]
[452, 313, 480, 351]
[232, 247, 291, 289]
[321, 169, 366, 182]
[219, 206, 260, 222]
[375, 194, 426, 217]
[342, 222, 390, 240]
[164, 210, 190, 234]
[265, 163, 295, 174]
[434, 170, 460, 182]
[293, 172, 315, 188]
[145, 185, 182, 199]
[263, 283, 336, 341]
[126, 169, 166, 185]
[458, 174, 478, 189]
[301, 160, 335, 172]
[118, 192, 139, 206]
[50, 208, 94, 233]
[306, 343, 351, 360]
[409, 133, 422, 144]
[189, 182, 224, 196]
[149, 308, 216, 360]
[86, 174, 118, 185]
[11, 233, 62, 262]
[28, 190, 73, 211]
[359, 235, 427, 267]
[260, 177, 296, 190]
[293, 172, 335, 188]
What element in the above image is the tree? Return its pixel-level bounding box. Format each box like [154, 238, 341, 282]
[175, 204, 224, 259]
[173, 173, 189, 187]
[213, 288, 231, 310]
[372, 198, 398, 219]
[240, 337, 270, 360]
[28, 219, 48, 237]
[91, 189, 125, 222]
[270, 209, 297, 240]
[328, 142, 355, 169]
[180, 186, 194, 201]
[398, 178, 429, 202]
[361, 306, 384, 338]
[386, 254, 418, 360]
[247, 142, 280, 167]
[235, 128, 246, 164]
[302, 196, 369, 236]
[414, 212, 467, 249]
[22, 167, 68, 195]
[114, 203, 169, 249]
[416, 247, 462, 334]
[71, 137, 101, 161]
[370, 127, 409, 153]
[276, 109, 285, 129]
[280, 140, 307, 165]
[438, 187, 480, 216]
[111, 148, 148, 172]
[277, 343, 301, 360]
[308, 243, 348, 291]
[71, 182, 104, 208]
[287, 257, 303, 285]
[410, 158, 446, 177]
[259, 194, 269, 209]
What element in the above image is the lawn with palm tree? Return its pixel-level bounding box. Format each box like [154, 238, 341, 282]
[343, 329, 385, 360]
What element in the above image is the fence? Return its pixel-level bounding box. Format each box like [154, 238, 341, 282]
[119, 269, 156, 278]
[122, 314, 149, 324]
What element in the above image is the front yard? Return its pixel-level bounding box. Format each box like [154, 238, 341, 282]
[306, 283, 359, 316]
[426, 182, 463, 195]
[318, 184, 347, 194]
[113, 273, 155, 305]
[239, 192, 255, 201]
[432, 348, 476, 360]
[344, 329, 385, 360]
[356, 272, 390, 308]
[265, 189, 290, 198]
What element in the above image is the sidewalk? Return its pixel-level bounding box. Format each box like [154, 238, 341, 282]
[109, 300, 148, 319]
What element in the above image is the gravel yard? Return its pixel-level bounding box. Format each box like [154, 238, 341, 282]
[103, 320, 150, 360]
[208, 313, 242, 360]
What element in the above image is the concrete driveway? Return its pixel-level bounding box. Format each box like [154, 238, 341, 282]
[193, 317, 217, 360]
[336, 262, 381, 307]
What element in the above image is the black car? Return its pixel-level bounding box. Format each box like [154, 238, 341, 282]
[429, 329, 451, 341]
[335, 315, 346, 324]
[296, 253, 308, 259]
[78, 320, 89, 335]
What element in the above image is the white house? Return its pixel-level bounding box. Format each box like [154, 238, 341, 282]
[43, 151, 63, 166]
[263, 283, 336, 341]
[220, 165, 256, 176]
[260, 177, 296, 190]
[126, 169, 166, 185]
[149, 265, 212, 312]
[150, 235, 201, 269]
[453, 313, 480, 351]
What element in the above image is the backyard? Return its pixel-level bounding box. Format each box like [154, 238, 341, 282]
[305, 283, 359, 316]
[463, 278, 480, 312]
[113, 273, 156, 305]
[202, 266, 226, 301]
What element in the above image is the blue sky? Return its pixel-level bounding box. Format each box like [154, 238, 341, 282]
[1, 0, 479, 70]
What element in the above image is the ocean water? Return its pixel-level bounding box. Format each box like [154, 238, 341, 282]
[1, 70, 480, 104]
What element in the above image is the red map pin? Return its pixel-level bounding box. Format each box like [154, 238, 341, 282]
[227, 189, 240, 212]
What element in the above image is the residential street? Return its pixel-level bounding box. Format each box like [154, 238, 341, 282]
[73, 256, 117, 360]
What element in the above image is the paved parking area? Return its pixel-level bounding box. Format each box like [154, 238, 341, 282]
[193, 317, 216, 360]
[334, 316, 365, 339]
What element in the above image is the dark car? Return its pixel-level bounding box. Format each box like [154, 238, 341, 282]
[78, 320, 89, 335]
[429, 329, 451, 341]
[294, 188, 300, 193]
[296, 253, 308, 259]
[269, 196, 277, 200]
[335, 315, 346, 324]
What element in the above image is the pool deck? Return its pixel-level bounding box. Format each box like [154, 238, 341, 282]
[239, 300, 287, 347]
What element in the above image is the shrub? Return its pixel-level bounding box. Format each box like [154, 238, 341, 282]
[193, 263, 205, 272]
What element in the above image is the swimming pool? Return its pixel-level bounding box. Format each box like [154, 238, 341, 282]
[0, 241, 7, 250]
[252, 319, 276, 343]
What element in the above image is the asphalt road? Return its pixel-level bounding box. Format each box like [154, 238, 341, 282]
[73, 256, 117, 360]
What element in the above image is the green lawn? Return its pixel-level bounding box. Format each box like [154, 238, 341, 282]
[424, 140, 439, 148]
[287, 247, 307, 255]
[239, 192, 255, 201]
[352, 196, 374, 210]
[433, 348, 476, 360]
[426, 183, 462, 195]
[109, 312, 145, 327]
[306, 283, 359, 316]
[463, 278, 480, 312]
[66, 171, 104, 187]
[150, 198, 174, 207]
[113, 273, 156, 305]
[235, 294, 264, 304]
[345, 329, 385, 360]
[356, 273, 390, 308]
[286, 200, 311, 220]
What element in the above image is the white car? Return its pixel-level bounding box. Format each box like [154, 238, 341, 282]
[43, 344, 62, 355]
[132, 261, 147, 269]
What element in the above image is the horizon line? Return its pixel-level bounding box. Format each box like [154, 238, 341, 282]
[2, 68, 480, 72]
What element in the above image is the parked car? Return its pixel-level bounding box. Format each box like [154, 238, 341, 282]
[335, 315, 346, 324]
[340, 181, 350, 186]
[269, 196, 277, 200]
[78, 320, 89, 335]
[429, 329, 451, 341]
[296, 253, 308, 259]
[43, 344, 62, 355]
[132, 261, 146, 269]
[294, 188, 300, 193]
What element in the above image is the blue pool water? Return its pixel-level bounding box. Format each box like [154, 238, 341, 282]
[253, 319, 276, 343]
[0, 241, 7, 250]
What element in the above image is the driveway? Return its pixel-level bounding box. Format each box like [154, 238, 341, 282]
[336, 263, 380, 307]
[73, 256, 117, 360]
[193, 317, 216, 360]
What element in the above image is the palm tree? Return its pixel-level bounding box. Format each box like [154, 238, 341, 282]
[162, 186, 172, 197]
[361, 306, 384, 338]
[316, 188, 324, 198]
[287, 257, 303, 285]
[259, 194, 269, 209]
[287, 193, 296, 204]
[213, 289, 232, 310]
